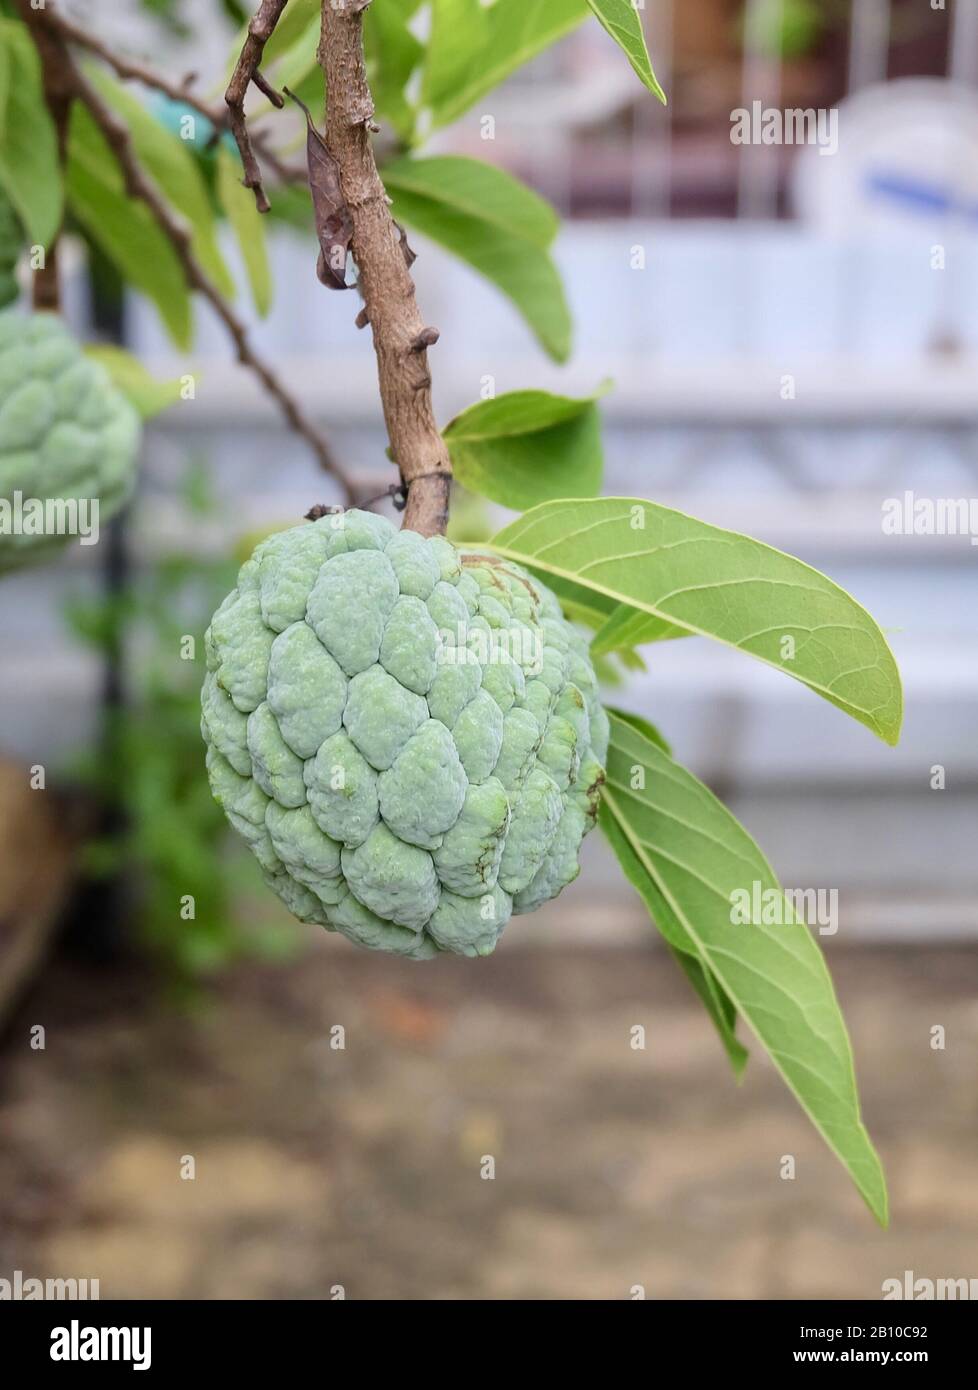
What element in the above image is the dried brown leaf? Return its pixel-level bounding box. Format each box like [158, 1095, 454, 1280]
[395, 221, 416, 270]
[284, 86, 353, 291]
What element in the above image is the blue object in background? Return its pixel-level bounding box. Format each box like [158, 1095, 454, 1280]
[866, 169, 978, 222]
[150, 92, 235, 154]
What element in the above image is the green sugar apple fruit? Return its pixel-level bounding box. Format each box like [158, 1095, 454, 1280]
[202, 509, 608, 960]
[0, 311, 142, 572]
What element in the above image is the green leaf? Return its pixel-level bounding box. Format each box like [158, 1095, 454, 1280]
[443, 386, 605, 510]
[387, 177, 571, 362]
[489, 498, 903, 744]
[745, 0, 824, 59]
[601, 703, 745, 1074]
[216, 146, 272, 316]
[261, 180, 316, 232]
[384, 154, 558, 249]
[228, 0, 320, 69]
[366, 0, 425, 142]
[275, 63, 325, 121]
[603, 705, 671, 754]
[591, 649, 639, 688]
[600, 713, 888, 1223]
[670, 943, 749, 1078]
[66, 105, 193, 350]
[224, 8, 324, 151]
[87, 68, 236, 301]
[0, 36, 8, 140]
[0, 21, 63, 247]
[605, 645, 646, 674]
[585, 0, 667, 103]
[537, 573, 619, 633]
[84, 346, 183, 420]
[264, 16, 323, 103]
[422, 0, 587, 130]
[591, 602, 688, 654]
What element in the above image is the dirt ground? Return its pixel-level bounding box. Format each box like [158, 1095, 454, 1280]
[0, 941, 975, 1300]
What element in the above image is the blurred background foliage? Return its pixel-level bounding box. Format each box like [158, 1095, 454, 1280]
[61, 464, 302, 984]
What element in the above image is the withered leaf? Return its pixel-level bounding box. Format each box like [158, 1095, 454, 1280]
[285, 87, 353, 291]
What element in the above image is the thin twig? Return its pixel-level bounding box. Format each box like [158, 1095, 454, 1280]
[43, 10, 218, 122]
[225, 0, 290, 214]
[44, 7, 306, 189]
[21, 7, 354, 500]
[319, 2, 452, 536]
[305, 481, 405, 521]
[71, 68, 353, 493]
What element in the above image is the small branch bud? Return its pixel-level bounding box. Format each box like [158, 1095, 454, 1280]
[410, 327, 440, 352]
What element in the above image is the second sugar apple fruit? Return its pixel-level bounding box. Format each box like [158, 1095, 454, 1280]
[0, 311, 141, 572]
[202, 509, 608, 959]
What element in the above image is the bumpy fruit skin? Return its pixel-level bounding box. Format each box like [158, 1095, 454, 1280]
[0, 312, 141, 571]
[202, 510, 608, 960]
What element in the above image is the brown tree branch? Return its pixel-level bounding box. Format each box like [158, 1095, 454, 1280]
[70, 66, 354, 494]
[225, 0, 290, 214]
[19, 3, 355, 503]
[319, 1, 452, 536]
[45, 7, 305, 190]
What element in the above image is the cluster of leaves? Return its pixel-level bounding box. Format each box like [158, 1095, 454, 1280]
[63, 466, 301, 982]
[0, 2, 660, 383]
[238, 0, 663, 362]
[484, 499, 900, 1224]
[0, 13, 269, 358]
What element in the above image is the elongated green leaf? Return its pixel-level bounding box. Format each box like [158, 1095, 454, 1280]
[489, 498, 903, 744]
[388, 185, 571, 361]
[603, 646, 646, 673]
[600, 713, 887, 1223]
[592, 602, 687, 654]
[366, 0, 425, 141]
[264, 17, 322, 102]
[0, 27, 8, 122]
[229, 9, 323, 124]
[599, 713, 744, 1077]
[670, 944, 749, 1078]
[88, 68, 236, 301]
[228, 0, 319, 69]
[266, 0, 320, 59]
[603, 705, 671, 754]
[591, 650, 647, 690]
[66, 106, 192, 350]
[550, 583, 615, 632]
[422, 0, 587, 130]
[384, 155, 558, 249]
[0, 21, 62, 247]
[85, 346, 183, 420]
[585, 0, 667, 102]
[216, 147, 272, 316]
[443, 387, 604, 510]
[384, 156, 568, 359]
